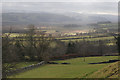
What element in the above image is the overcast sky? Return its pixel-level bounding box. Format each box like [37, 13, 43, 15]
[2, 2, 118, 15]
[1, 0, 119, 2]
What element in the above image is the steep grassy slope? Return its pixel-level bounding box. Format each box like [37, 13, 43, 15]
[87, 61, 119, 78]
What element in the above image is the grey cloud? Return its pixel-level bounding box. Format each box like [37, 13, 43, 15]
[2, 2, 118, 15]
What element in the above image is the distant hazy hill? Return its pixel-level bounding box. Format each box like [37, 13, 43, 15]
[62, 12, 117, 23]
[2, 12, 117, 31]
[2, 12, 79, 25]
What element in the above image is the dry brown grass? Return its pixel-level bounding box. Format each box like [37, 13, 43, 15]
[87, 61, 119, 78]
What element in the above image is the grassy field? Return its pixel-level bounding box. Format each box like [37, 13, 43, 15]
[56, 35, 92, 39]
[15, 62, 39, 69]
[3, 33, 116, 45]
[4, 62, 39, 71]
[61, 36, 115, 42]
[9, 56, 118, 78]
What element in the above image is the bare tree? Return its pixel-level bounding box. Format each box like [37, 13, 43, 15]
[82, 39, 87, 62]
[114, 34, 120, 54]
[2, 32, 19, 78]
[34, 30, 53, 62]
[22, 24, 53, 62]
[98, 40, 106, 56]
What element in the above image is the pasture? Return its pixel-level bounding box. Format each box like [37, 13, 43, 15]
[4, 32, 116, 45]
[9, 56, 118, 78]
[60, 36, 114, 42]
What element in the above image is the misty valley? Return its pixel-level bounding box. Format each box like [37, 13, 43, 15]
[2, 2, 119, 79]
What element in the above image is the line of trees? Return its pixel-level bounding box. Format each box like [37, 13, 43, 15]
[66, 40, 118, 56]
